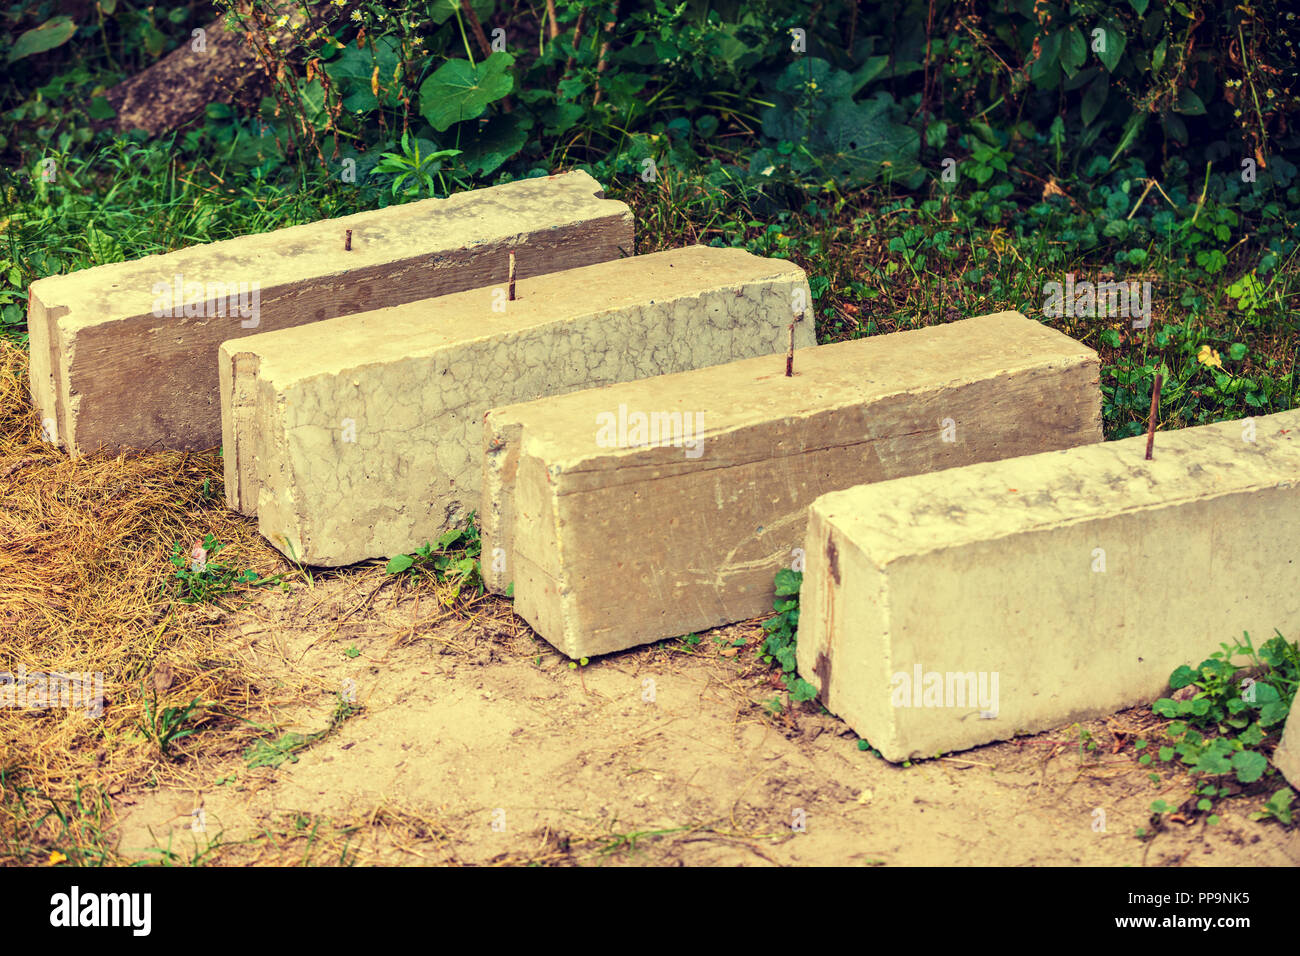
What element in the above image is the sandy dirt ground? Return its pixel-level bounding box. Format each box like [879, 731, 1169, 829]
[110, 575, 1300, 866]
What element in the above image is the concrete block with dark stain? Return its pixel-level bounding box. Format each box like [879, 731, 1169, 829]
[28, 171, 632, 456]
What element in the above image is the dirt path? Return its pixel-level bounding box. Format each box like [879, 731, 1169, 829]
[111, 576, 1300, 866]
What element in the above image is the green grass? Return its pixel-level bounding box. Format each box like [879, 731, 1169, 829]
[1136, 631, 1298, 837]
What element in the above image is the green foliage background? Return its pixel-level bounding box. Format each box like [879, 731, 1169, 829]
[0, 0, 1296, 433]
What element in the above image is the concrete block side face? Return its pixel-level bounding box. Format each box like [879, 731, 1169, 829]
[796, 413, 1300, 760]
[218, 345, 262, 514]
[881, 493, 1300, 759]
[1275, 701, 1300, 789]
[253, 386, 305, 563]
[218, 343, 238, 508]
[797, 507, 900, 757]
[24, 286, 63, 446]
[511, 451, 573, 655]
[480, 414, 523, 594]
[57, 324, 81, 456]
[795, 509, 889, 749]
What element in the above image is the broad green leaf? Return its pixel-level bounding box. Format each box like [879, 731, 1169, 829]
[88, 96, 115, 120]
[1060, 26, 1087, 77]
[850, 55, 890, 93]
[789, 678, 819, 702]
[1174, 88, 1206, 115]
[459, 113, 530, 176]
[771, 58, 851, 99]
[1193, 748, 1232, 775]
[326, 37, 402, 113]
[1129, 0, 1149, 12]
[819, 93, 922, 189]
[385, 553, 415, 574]
[1152, 38, 1167, 73]
[1031, 31, 1062, 84]
[1108, 112, 1146, 165]
[1231, 750, 1267, 783]
[1081, 73, 1108, 126]
[1262, 788, 1294, 823]
[419, 52, 515, 132]
[1161, 111, 1188, 144]
[1259, 700, 1290, 726]
[774, 568, 803, 596]
[1097, 23, 1125, 73]
[7, 16, 78, 63]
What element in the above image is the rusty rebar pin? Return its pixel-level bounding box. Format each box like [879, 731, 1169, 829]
[785, 310, 804, 377]
[507, 251, 517, 301]
[1144, 371, 1163, 460]
[344, 228, 352, 251]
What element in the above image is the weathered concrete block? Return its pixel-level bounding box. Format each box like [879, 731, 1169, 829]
[221, 245, 814, 566]
[1275, 699, 1300, 789]
[28, 171, 632, 456]
[796, 409, 1300, 762]
[483, 311, 1102, 658]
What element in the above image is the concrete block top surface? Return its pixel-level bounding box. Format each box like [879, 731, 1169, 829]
[488, 311, 1098, 460]
[228, 245, 808, 384]
[812, 408, 1300, 563]
[32, 170, 626, 333]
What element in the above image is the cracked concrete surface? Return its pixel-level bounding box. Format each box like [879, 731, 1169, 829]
[482, 311, 1102, 658]
[221, 245, 814, 567]
[797, 408, 1300, 762]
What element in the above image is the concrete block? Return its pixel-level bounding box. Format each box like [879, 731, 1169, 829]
[1275, 698, 1300, 789]
[483, 311, 1102, 658]
[221, 245, 815, 566]
[28, 171, 632, 456]
[796, 409, 1300, 762]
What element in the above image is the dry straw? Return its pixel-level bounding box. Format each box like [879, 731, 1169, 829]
[0, 341, 295, 864]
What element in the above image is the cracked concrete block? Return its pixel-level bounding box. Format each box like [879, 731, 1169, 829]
[483, 311, 1102, 659]
[27, 171, 632, 456]
[221, 245, 815, 566]
[1276, 700, 1300, 789]
[796, 408, 1300, 763]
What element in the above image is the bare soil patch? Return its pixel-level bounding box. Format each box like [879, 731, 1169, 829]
[110, 575, 1300, 867]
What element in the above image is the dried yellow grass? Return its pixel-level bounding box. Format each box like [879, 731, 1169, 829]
[0, 341, 296, 865]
